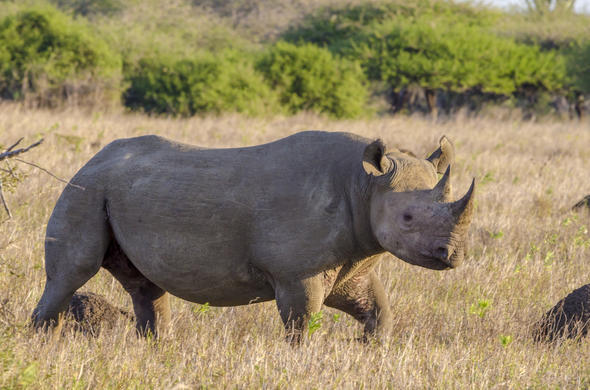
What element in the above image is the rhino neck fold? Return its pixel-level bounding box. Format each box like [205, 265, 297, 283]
[345, 170, 384, 261]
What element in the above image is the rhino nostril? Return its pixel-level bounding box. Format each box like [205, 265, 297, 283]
[435, 246, 448, 260]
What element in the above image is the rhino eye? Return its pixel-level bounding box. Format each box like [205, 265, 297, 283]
[403, 213, 413, 222]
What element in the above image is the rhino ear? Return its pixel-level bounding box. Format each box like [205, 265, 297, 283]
[362, 139, 393, 176]
[426, 135, 455, 174]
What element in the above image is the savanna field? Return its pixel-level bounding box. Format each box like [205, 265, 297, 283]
[0, 104, 589, 388]
[2, 0, 590, 387]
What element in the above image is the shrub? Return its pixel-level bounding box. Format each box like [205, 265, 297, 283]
[283, 1, 497, 55]
[0, 6, 122, 106]
[283, 1, 569, 113]
[256, 41, 368, 118]
[95, 0, 251, 65]
[50, 0, 124, 18]
[124, 50, 279, 116]
[567, 41, 590, 94]
[357, 20, 567, 95]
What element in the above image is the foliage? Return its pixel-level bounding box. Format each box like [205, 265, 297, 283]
[283, 0, 498, 53]
[124, 50, 279, 117]
[0, 5, 122, 106]
[95, 0, 250, 64]
[566, 40, 590, 94]
[365, 21, 567, 95]
[469, 299, 491, 318]
[284, 2, 568, 98]
[0, 0, 587, 116]
[499, 334, 513, 347]
[495, 6, 590, 51]
[256, 41, 368, 118]
[308, 311, 323, 337]
[49, 0, 124, 18]
[525, 0, 576, 16]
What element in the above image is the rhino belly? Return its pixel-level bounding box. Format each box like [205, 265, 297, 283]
[112, 232, 275, 306]
[159, 275, 276, 306]
[149, 258, 276, 306]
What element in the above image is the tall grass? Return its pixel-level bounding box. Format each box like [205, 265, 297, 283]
[0, 104, 589, 388]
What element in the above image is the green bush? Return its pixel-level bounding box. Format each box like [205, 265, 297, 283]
[124, 50, 279, 116]
[567, 41, 590, 94]
[356, 20, 567, 95]
[50, 0, 124, 18]
[95, 0, 251, 65]
[256, 41, 368, 118]
[0, 6, 122, 106]
[283, 1, 497, 55]
[283, 1, 568, 112]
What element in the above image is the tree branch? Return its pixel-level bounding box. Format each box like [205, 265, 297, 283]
[13, 158, 85, 190]
[0, 180, 11, 218]
[0, 138, 43, 162]
[4, 138, 23, 153]
[0, 137, 84, 220]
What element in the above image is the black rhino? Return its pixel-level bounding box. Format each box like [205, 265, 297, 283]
[33, 131, 475, 341]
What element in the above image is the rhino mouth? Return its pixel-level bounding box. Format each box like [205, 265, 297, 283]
[403, 253, 452, 270]
[415, 250, 454, 270]
[422, 257, 452, 271]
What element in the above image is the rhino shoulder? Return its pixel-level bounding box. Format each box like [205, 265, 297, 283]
[100, 134, 178, 154]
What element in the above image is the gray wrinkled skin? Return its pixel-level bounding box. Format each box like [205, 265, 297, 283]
[32, 131, 475, 341]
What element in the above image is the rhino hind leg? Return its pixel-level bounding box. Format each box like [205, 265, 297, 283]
[32, 194, 110, 331]
[102, 240, 170, 337]
[324, 271, 393, 341]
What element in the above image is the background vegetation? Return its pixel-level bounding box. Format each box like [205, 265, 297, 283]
[0, 0, 588, 118]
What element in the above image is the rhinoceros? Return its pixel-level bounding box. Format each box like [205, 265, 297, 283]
[32, 131, 475, 341]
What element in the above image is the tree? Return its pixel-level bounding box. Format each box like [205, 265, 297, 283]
[525, 0, 576, 15]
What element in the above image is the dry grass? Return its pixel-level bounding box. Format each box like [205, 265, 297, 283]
[1, 103, 590, 388]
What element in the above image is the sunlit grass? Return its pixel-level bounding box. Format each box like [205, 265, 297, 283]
[1, 103, 589, 388]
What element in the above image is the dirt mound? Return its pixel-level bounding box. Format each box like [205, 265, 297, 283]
[65, 292, 133, 335]
[534, 284, 590, 342]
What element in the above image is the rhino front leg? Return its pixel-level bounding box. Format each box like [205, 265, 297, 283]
[274, 275, 324, 344]
[324, 270, 393, 340]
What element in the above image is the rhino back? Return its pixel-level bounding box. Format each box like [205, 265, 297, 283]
[71, 132, 373, 304]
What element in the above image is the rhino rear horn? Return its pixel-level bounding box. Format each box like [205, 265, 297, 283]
[432, 165, 452, 202]
[362, 139, 393, 176]
[451, 178, 475, 225]
[427, 135, 455, 174]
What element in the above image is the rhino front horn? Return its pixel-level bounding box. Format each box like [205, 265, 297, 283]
[432, 165, 452, 202]
[451, 178, 475, 225]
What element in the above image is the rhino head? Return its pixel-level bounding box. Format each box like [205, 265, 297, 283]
[362, 136, 475, 270]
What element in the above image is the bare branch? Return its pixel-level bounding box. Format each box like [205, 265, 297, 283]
[13, 158, 85, 190]
[3, 160, 17, 179]
[0, 138, 44, 162]
[0, 180, 11, 219]
[4, 137, 23, 153]
[0, 137, 84, 222]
